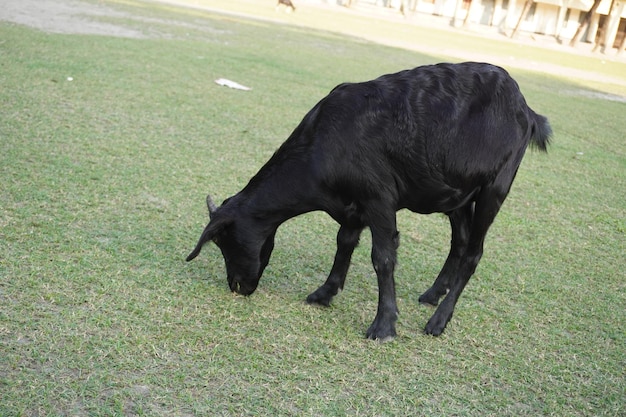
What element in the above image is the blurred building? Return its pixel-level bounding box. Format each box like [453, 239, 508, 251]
[353, 0, 625, 50]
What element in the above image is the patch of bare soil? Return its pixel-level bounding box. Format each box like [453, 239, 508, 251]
[562, 89, 626, 103]
[0, 0, 147, 38]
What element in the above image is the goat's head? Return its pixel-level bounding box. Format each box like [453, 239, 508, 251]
[186, 195, 275, 296]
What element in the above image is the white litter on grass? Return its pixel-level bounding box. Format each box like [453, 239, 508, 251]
[214, 78, 251, 91]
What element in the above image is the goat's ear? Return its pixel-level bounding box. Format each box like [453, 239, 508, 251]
[185, 216, 232, 261]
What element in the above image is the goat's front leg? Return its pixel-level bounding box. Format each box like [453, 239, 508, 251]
[307, 225, 363, 306]
[366, 223, 400, 341]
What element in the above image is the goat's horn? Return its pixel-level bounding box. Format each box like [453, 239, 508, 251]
[206, 194, 218, 214]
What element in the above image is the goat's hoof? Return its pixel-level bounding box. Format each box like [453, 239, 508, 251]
[366, 320, 396, 341]
[306, 289, 332, 307]
[418, 288, 442, 306]
[366, 330, 396, 342]
[424, 312, 451, 336]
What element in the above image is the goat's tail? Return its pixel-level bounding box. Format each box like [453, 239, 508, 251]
[530, 111, 552, 152]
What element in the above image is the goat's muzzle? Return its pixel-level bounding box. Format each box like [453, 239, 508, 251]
[228, 274, 257, 296]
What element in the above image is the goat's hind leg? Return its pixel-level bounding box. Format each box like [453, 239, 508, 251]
[307, 225, 363, 306]
[419, 204, 473, 306]
[424, 190, 505, 336]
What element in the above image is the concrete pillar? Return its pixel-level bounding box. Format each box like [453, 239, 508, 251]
[452, 0, 465, 26]
[588, 11, 601, 42]
[556, 5, 567, 38]
[605, 2, 625, 50]
[505, 0, 518, 29]
[491, 0, 503, 26]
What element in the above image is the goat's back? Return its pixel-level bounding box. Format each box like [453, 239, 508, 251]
[252, 62, 550, 214]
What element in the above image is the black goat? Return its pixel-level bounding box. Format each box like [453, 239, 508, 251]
[187, 62, 551, 340]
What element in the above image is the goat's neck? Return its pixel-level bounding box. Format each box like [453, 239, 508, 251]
[238, 169, 319, 229]
[242, 187, 317, 228]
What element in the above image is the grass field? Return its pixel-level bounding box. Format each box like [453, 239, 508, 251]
[1, 0, 625, 415]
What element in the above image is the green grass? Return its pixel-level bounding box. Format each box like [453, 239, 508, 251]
[1, 1, 625, 415]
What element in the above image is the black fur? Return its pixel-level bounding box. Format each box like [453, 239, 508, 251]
[187, 62, 551, 339]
